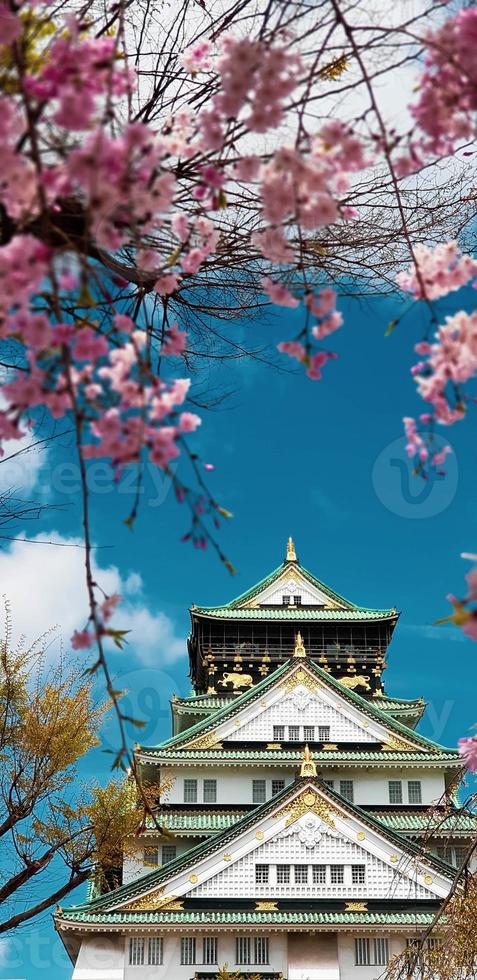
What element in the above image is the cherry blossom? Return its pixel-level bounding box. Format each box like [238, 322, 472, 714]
[458, 736, 477, 771]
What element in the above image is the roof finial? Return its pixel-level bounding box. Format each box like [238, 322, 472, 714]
[293, 631, 307, 658]
[286, 536, 297, 562]
[300, 744, 317, 777]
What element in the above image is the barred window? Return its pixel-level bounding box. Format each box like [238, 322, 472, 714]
[330, 865, 344, 884]
[277, 864, 290, 883]
[355, 937, 389, 965]
[252, 779, 266, 804]
[255, 864, 269, 884]
[352, 865, 366, 885]
[304, 725, 315, 741]
[184, 778, 197, 803]
[339, 779, 354, 802]
[282, 595, 290, 606]
[355, 938, 370, 965]
[374, 938, 390, 965]
[236, 937, 251, 965]
[294, 864, 308, 884]
[180, 937, 196, 965]
[203, 779, 217, 803]
[318, 725, 330, 741]
[312, 864, 326, 884]
[388, 780, 403, 804]
[161, 844, 176, 864]
[143, 845, 159, 866]
[427, 938, 442, 951]
[148, 938, 163, 966]
[408, 780, 422, 804]
[288, 725, 300, 741]
[273, 726, 285, 741]
[272, 779, 285, 795]
[454, 846, 467, 867]
[254, 937, 269, 965]
[129, 938, 145, 966]
[203, 937, 218, 965]
[294, 595, 302, 606]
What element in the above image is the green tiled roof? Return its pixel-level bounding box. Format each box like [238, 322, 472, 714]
[140, 656, 458, 758]
[377, 696, 426, 713]
[142, 747, 460, 766]
[58, 909, 439, 927]
[148, 807, 476, 836]
[375, 809, 477, 835]
[59, 776, 456, 922]
[192, 607, 394, 621]
[192, 560, 397, 620]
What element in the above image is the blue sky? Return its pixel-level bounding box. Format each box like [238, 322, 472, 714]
[1, 288, 477, 978]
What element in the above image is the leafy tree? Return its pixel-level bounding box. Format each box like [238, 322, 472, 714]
[0, 610, 145, 933]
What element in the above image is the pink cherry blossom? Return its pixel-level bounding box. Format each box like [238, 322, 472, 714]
[162, 326, 187, 356]
[154, 274, 180, 296]
[458, 735, 477, 770]
[261, 277, 299, 308]
[179, 412, 202, 432]
[71, 629, 94, 650]
[100, 594, 122, 622]
[397, 243, 477, 300]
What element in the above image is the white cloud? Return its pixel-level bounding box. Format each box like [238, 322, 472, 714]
[0, 531, 186, 665]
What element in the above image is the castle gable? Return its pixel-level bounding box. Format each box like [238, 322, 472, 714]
[104, 780, 452, 913]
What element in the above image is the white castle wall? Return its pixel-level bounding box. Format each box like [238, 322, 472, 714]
[73, 933, 413, 980]
[161, 766, 446, 807]
[73, 937, 124, 980]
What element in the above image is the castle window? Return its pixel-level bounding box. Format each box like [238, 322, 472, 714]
[324, 779, 334, 790]
[272, 779, 285, 795]
[389, 780, 403, 804]
[339, 779, 354, 802]
[294, 864, 308, 884]
[374, 938, 390, 965]
[273, 726, 285, 741]
[355, 938, 370, 965]
[318, 725, 330, 741]
[355, 937, 389, 966]
[184, 778, 197, 803]
[408, 780, 422, 804]
[330, 865, 344, 884]
[148, 938, 163, 966]
[161, 844, 176, 864]
[236, 937, 251, 965]
[304, 725, 315, 741]
[203, 937, 218, 964]
[352, 865, 366, 885]
[252, 779, 266, 804]
[129, 938, 145, 966]
[255, 864, 269, 884]
[312, 864, 326, 884]
[254, 937, 269, 965]
[277, 864, 290, 883]
[294, 595, 302, 606]
[282, 595, 290, 605]
[288, 725, 300, 741]
[143, 846, 159, 866]
[180, 937, 196, 965]
[453, 846, 467, 867]
[203, 779, 217, 803]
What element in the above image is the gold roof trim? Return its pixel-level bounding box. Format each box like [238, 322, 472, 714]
[275, 787, 339, 830]
[300, 745, 317, 777]
[286, 536, 297, 561]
